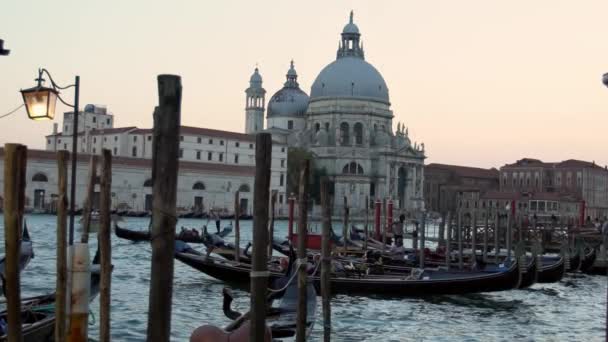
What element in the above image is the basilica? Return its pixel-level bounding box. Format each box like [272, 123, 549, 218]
[245, 12, 426, 211]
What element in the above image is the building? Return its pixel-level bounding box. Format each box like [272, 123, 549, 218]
[250, 12, 427, 212]
[424, 163, 499, 214]
[37, 102, 289, 214]
[500, 158, 608, 219]
[0, 148, 259, 215]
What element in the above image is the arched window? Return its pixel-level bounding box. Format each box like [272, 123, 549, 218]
[143, 179, 153, 187]
[340, 122, 349, 145]
[192, 182, 206, 190]
[354, 123, 363, 145]
[342, 162, 364, 175]
[238, 184, 251, 192]
[315, 123, 320, 132]
[32, 173, 48, 182]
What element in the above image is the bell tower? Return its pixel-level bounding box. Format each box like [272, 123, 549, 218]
[245, 67, 266, 134]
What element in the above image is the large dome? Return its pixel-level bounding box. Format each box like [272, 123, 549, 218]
[267, 61, 309, 117]
[310, 56, 389, 103]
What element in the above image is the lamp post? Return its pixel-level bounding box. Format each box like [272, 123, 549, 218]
[602, 72, 608, 342]
[21, 68, 80, 245]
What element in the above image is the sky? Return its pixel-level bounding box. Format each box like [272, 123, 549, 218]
[1, 0, 608, 169]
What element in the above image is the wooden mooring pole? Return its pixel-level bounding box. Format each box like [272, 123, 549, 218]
[457, 210, 463, 269]
[364, 196, 369, 251]
[320, 177, 332, 342]
[80, 155, 98, 243]
[494, 212, 500, 262]
[471, 211, 477, 259]
[296, 160, 310, 342]
[234, 191, 240, 263]
[483, 209, 489, 262]
[445, 211, 451, 270]
[420, 211, 426, 268]
[98, 149, 112, 342]
[55, 151, 69, 342]
[343, 196, 349, 254]
[3, 143, 27, 342]
[250, 133, 272, 342]
[269, 190, 277, 258]
[146, 74, 182, 342]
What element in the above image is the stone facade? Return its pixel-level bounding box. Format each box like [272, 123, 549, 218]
[39, 104, 289, 214]
[0, 149, 259, 215]
[251, 12, 427, 212]
[424, 163, 499, 214]
[500, 158, 608, 219]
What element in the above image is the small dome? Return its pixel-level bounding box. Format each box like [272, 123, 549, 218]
[267, 87, 309, 117]
[249, 67, 262, 87]
[342, 10, 360, 34]
[310, 56, 389, 103]
[267, 61, 309, 118]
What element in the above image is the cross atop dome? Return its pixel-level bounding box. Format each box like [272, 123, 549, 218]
[338, 11, 364, 59]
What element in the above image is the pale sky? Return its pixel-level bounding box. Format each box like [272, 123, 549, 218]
[1, 0, 607, 168]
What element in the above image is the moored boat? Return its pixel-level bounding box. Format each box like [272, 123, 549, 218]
[175, 242, 522, 296]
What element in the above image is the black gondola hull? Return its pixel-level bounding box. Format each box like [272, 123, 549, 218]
[175, 252, 521, 296]
[538, 257, 565, 283]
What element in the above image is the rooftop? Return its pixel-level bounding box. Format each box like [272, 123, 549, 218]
[426, 163, 499, 179]
[0, 148, 256, 176]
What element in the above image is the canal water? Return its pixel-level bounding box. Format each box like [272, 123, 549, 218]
[0, 214, 606, 341]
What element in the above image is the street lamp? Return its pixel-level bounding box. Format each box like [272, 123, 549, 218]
[21, 68, 80, 245]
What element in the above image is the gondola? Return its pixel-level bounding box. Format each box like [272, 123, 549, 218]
[579, 247, 597, 272]
[0, 224, 34, 281]
[114, 223, 232, 243]
[0, 251, 104, 342]
[567, 249, 582, 272]
[517, 256, 538, 289]
[175, 242, 522, 296]
[537, 256, 566, 283]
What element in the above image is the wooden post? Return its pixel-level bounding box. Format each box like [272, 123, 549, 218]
[420, 212, 426, 268]
[438, 212, 446, 246]
[471, 211, 477, 260]
[288, 196, 295, 242]
[494, 212, 500, 262]
[146, 74, 182, 342]
[98, 150, 112, 342]
[80, 155, 98, 243]
[3, 143, 27, 342]
[320, 177, 332, 342]
[67, 242, 91, 342]
[55, 151, 69, 342]
[250, 133, 272, 342]
[234, 191, 240, 263]
[506, 212, 512, 262]
[268, 191, 277, 257]
[364, 196, 369, 251]
[296, 160, 309, 342]
[342, 196, 348, 254]
[445, 212, 451, 270]
[483, 209, 489, 262]
[457, 210, 463, 269]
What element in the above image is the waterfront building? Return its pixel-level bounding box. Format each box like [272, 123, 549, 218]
[11, 102, 289, 214]
[500, 158, 608, 219]
[424, 163, 499, 214]
[257, 12, 427, 212]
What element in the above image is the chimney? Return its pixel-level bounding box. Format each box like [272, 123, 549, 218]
[53, 123, 58, 134]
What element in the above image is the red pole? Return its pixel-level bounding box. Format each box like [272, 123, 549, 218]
[511, 200, 516, 218]
[288, 196, 295, 242]
[374, 199, 381, 240]
[387, 199, 394, 237]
